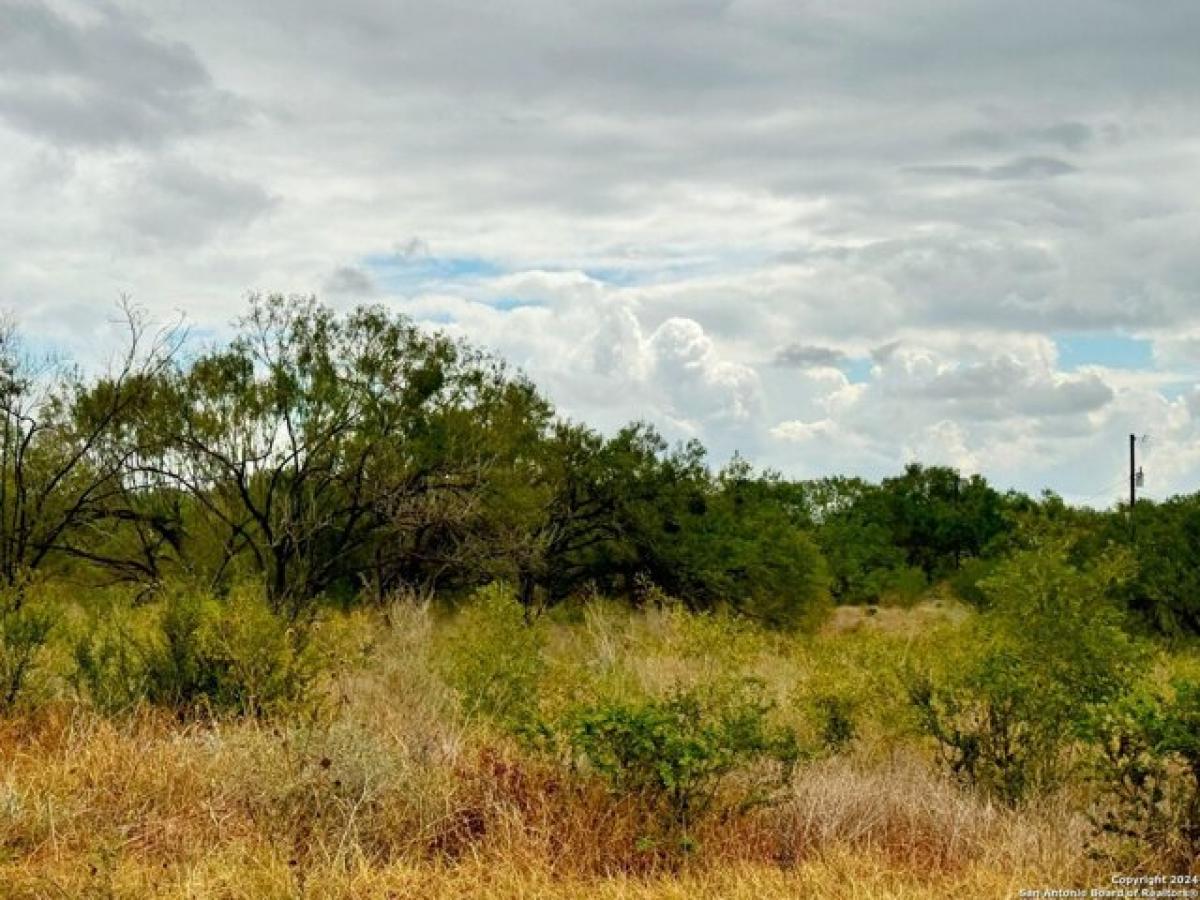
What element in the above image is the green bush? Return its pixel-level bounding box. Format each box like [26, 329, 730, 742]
[908, 646, 1061, 804]
[947, 556, 999, 609]
[1105, 495, 1200, 635]
[71, 602, 152, 713]
[72, 586, 321, 716]
[1089, 678, 1200, 866]
[0, 590, 54, 711]
[562, 678, 801, 851]
[194, 587, 321, 716]
[810, 692, 858, 754]
[872, 565, 928, 608]
[437, 583, 546, 728]
[907, 544, 1143, 804]
[659, 603, 764, 681]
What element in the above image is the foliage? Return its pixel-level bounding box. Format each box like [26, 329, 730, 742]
[0, 587, 53, 710]
[436, 584, 546, 728]
[123, 294, 549, 613]
[907, 544, 1144, 804]
[623, 455, 832, 629]
[70, 599, 152, 713]
[948, 555, 1001, 609]
[799, 466, 1011, 605]
[470, 422, 655, 614]
[0, 304, 181, 589]
[3, 296, 1200, 643]
[879, 464, 1008, 579]
[1089, 678, 1200, 866]
[810, 692, 858, 754]
[1118, 495, 1200, 635]
[72, 585, 322, 716]
[802, 476, 907, 605]
[562, 678, 801, 851]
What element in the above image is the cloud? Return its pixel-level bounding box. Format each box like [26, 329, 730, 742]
[116, 158, 276, 247]
[773, 343, 848, 369]
[1153, 331, 1200, 370]
[647, 317, 762, 428]
[1032, 122, 1094, 151]
[2, 0, 1200, 497]
[894, 353, 1114, 419]
[904, 421, 981, 473]
[0, 1, 241, 147]
[323, 265, 378, 296]
[907, 156, 1077, 181]
[764, 335, 1138, 486]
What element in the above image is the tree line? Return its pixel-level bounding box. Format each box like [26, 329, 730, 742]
[1, 295, 1197, 632]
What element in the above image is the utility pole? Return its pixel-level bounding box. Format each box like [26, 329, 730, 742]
[1129, 433, 1136, 525]
[1128, 433, 1145, 538]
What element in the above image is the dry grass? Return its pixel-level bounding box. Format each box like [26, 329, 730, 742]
[0, 601, 1158, 898]
[823, 597, 969, 636]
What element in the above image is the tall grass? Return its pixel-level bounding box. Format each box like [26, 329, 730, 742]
[0, 590, 1190, 898]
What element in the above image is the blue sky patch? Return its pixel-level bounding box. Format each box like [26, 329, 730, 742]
[581, 266, 645, 287]
[1160, 381, 1197, 402]
[364, 252, 505, 291]
[489, 296, 544, 311]
[843, 357, 875, 384]
[1055, 334, 1154, 371]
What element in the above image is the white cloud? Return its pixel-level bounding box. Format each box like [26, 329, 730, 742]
[2, 0, 1200, 497]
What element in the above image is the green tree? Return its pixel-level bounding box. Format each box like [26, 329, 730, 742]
[800, 477, 909, 604]
[1113, 495, 1200, 635]
[131, 295, 546, 613]
[640, 458, 831, 629]
[878, 464, 1007, 579]
[0, 304, 181, 594]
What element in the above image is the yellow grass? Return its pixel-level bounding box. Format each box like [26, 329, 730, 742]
[0, 602, 1179, 898]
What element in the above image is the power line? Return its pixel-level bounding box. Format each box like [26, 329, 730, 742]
[1076, 474, 1130, 506]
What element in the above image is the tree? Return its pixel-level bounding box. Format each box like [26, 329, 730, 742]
[798, 477, 907, 604]
[131, 295, 544, 613]
[1109, 494, 1200, 635]
[878, 464, 1007, 578]
[0, 303, 181, 596]
[621, 455, 831, 629]
[470, 421, 665, 615]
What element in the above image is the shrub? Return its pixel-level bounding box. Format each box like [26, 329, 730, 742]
[0, 589, 53, 711]
[437, 583, 545, 728]
[908, 646, 1061, 804]
[145, 588, 215, 707]
[947, 556, 999, 609]
[659, 603, 764, 681]
[907, 544, 1143, 804]
[873, 565, 928, 608]
[193, 587, 322, 716]
[71, 602, 153, 713]
[72, 585, 322, 716]
[561, 678, 801, 852]
[810, 692, 858, 754]
[1089, 678, 1200, 866]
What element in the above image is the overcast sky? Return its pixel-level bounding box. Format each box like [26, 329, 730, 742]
[2, 0, 1199, 502]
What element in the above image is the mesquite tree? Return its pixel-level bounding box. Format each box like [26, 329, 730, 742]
[131, 294, 545, 612]
[0, 303, 181, 597]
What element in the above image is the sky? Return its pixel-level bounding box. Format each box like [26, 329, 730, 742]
[1, 0, 1199, 505]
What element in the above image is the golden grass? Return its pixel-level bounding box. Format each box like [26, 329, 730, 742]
[0, 601, 1177, 898]
[0, 713, 1105, 898]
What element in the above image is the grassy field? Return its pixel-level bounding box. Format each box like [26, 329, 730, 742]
[3, 593, 1181, 900]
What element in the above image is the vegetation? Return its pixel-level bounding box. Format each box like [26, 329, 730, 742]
[1090, 675, 1200, 867]
[1, 295, 1199, 896]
